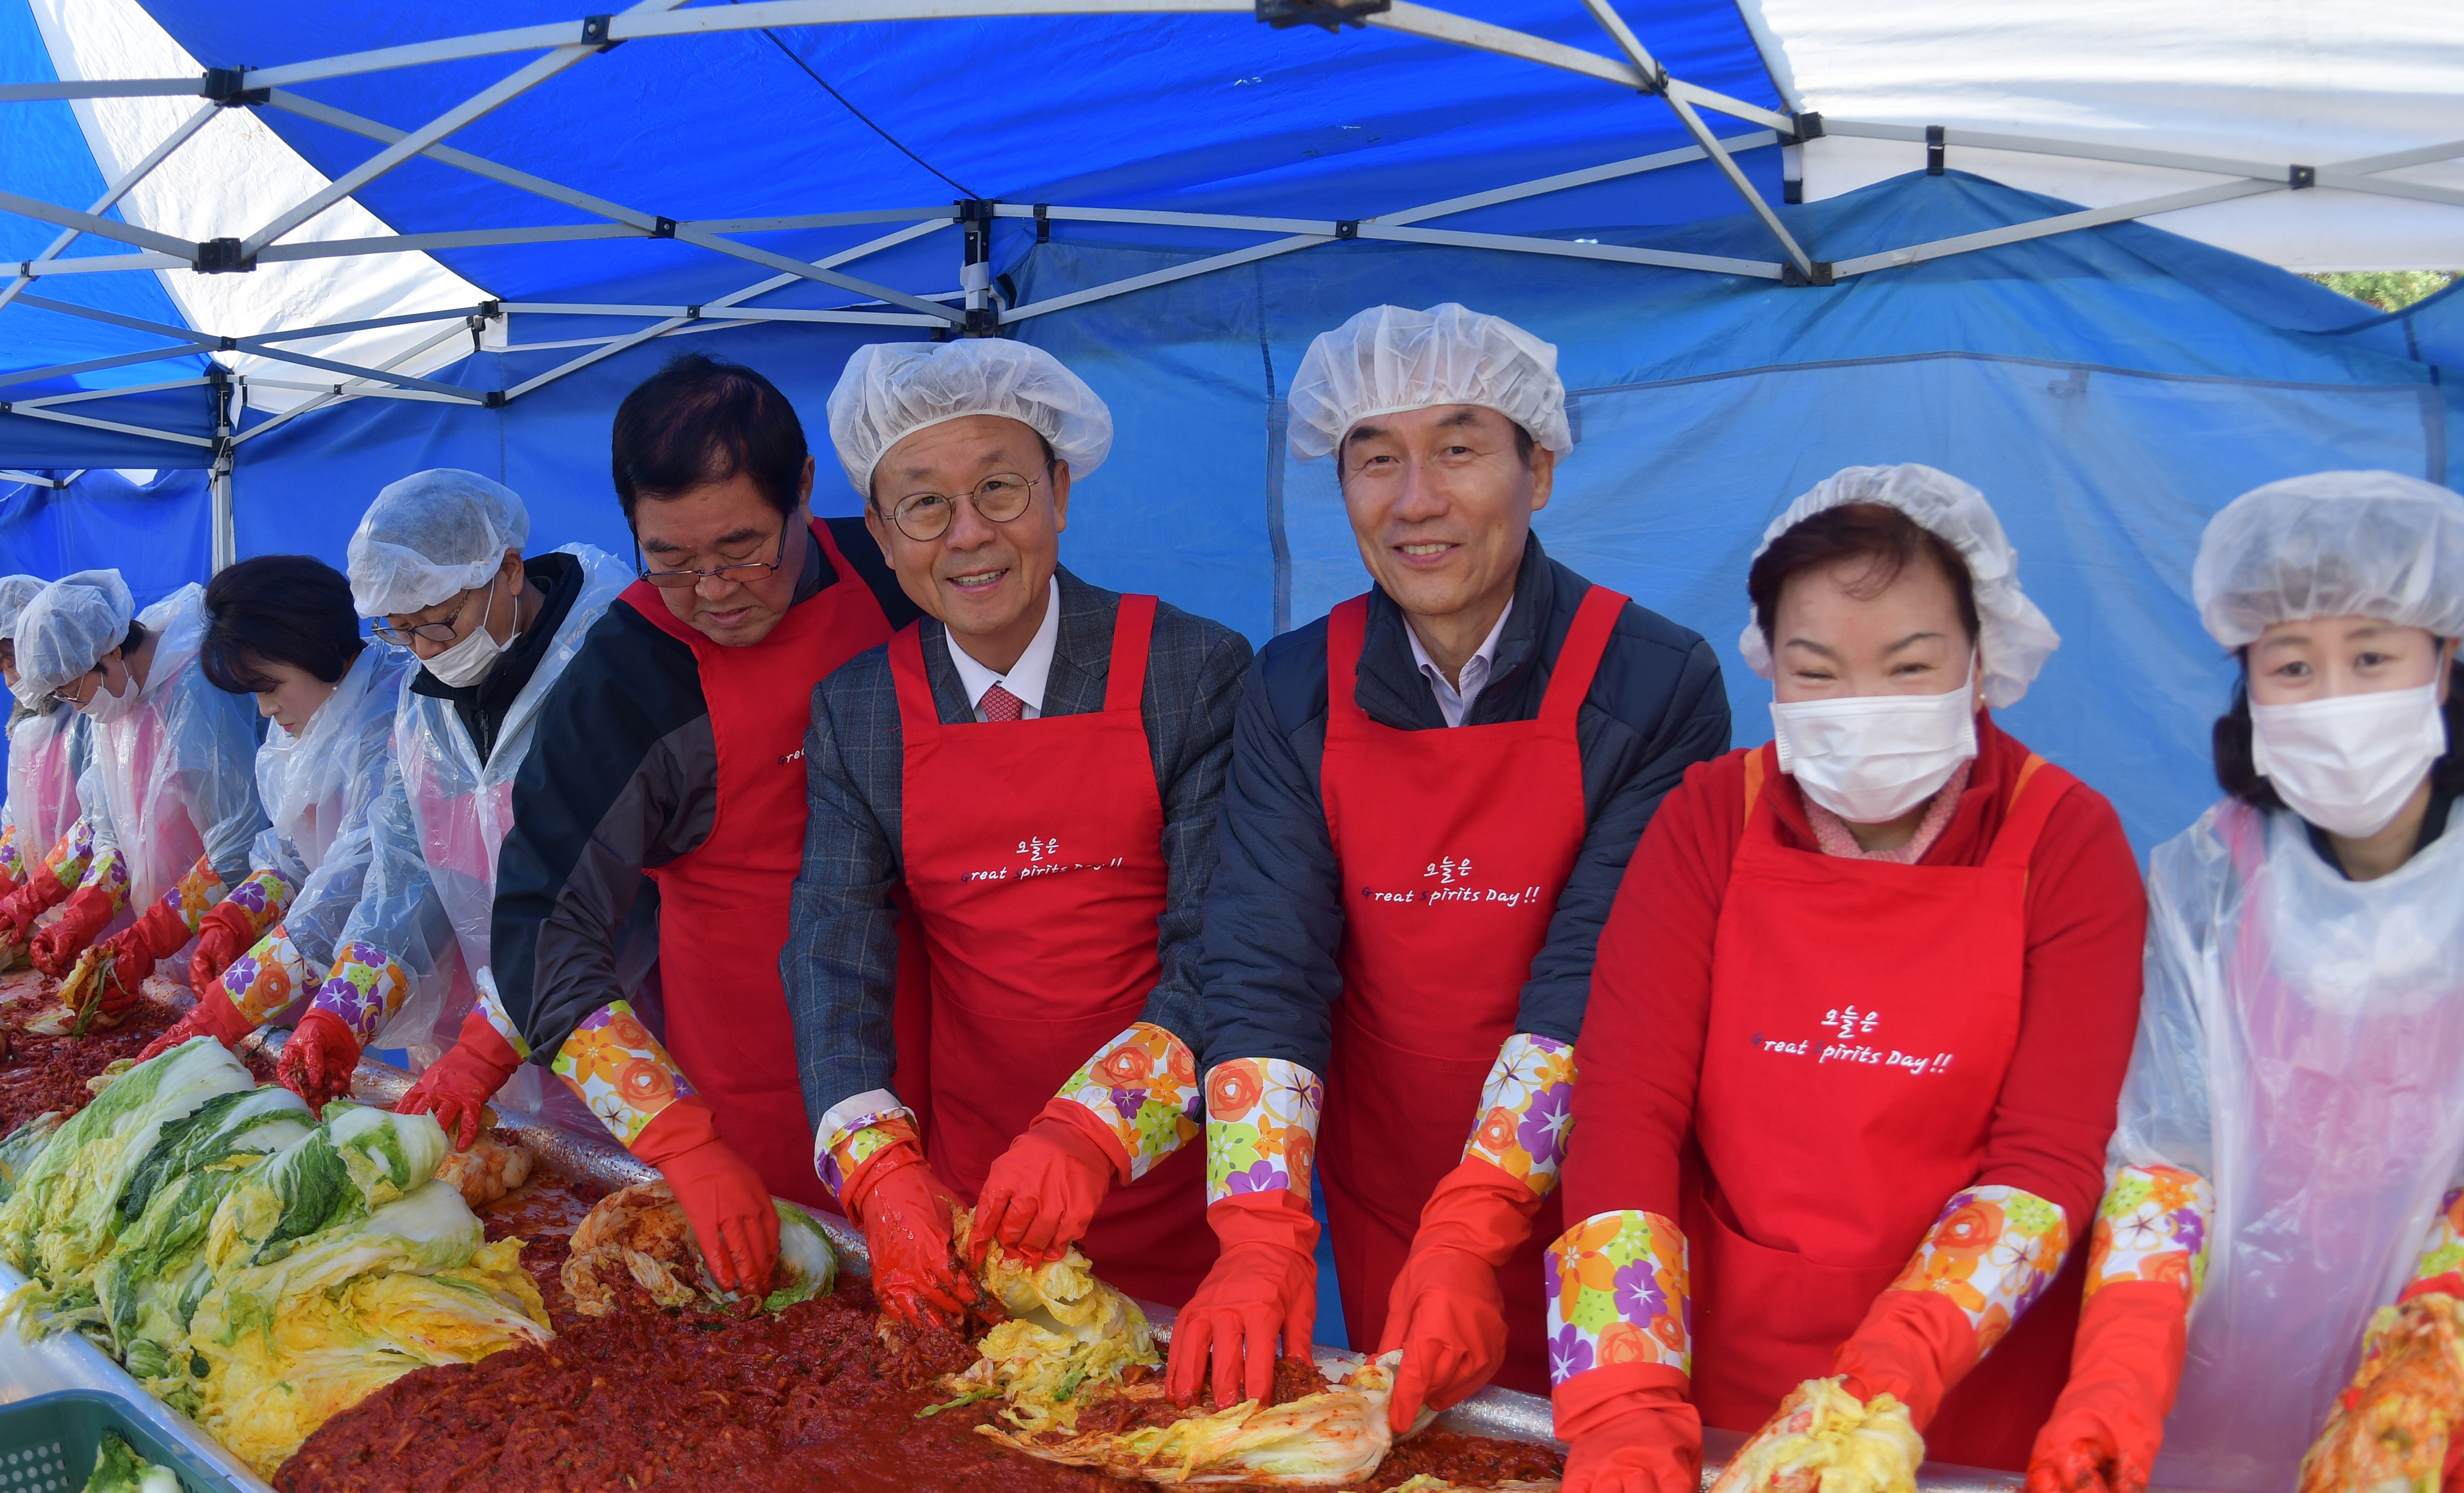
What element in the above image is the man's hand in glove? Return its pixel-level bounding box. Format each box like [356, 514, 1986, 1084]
[848, 1143, 983, 1327]
[136, 976, 257, 1062]
[1380, 1157, 1543, 1433]
[278, 1007, 365, 1111]
[972, 1099, 1127, 1268]
[396, 1007, 523, 1151]
[633, 1097, 779, 1301]
[1167, 1189, 1320, 1411]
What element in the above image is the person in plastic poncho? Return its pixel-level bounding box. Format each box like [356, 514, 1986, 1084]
[330, 471, 635, 1110]
[134, 556, 445, 1112]
[3, 571, 269, 1021]
[2026, 472, 2464, 1493]
[0, 574, 100, 943]
[1551, 468, 2148, 1492]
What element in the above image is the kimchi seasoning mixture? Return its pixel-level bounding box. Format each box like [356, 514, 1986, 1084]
[278, 1171, 1566, 1493]
[0, 969, 273, 1134]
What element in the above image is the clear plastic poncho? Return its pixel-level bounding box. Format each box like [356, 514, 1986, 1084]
[347, 544, 633, 1070]
[4, 704, 92, 863]
[247, 642, 438, 977]
[83, 585, 268, 912]
[2117, 795, 2464, 1493]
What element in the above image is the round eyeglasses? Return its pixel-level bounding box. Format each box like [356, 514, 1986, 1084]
[883, 467, 1047, 543]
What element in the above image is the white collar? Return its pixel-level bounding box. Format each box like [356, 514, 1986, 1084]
[1406, 598, 1514, 723]
[943, 578, 1062, 716]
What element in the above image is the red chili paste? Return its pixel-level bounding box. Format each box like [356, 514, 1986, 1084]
[0, 974, 274, 1135]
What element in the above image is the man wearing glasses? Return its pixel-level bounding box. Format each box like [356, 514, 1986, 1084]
[780, 339, 1251, 1325]
[464, 352, 920, 1302]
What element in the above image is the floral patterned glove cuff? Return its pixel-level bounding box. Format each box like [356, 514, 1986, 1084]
[219, 925, 316, 1024]
[1463, 1032, 1576, 1198]
[1885, 1185, 2071, 1354]
[814, 1092, 925, 1204]
[470, 972, 534, 1062]
[1547, 1210, 1692, 1384]
[216, 868, 295, 941]
[67, 830, 128, 912]
[552, 1001, 694, 1148]
[2401, 1187, 2464, 1304]
[1204, 1057, 1324, 1206]
[2086, 1164, 2214, 1305]
[308, 943, 413, 1047]
[0, 826, 22, 886]
[1054, 1022, 1202, 1181]
[156, 855, 229, 935]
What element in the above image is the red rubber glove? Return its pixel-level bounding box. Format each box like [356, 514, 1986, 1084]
[84, 900, 192, 994]
[396, 1007, 523, 1149]
[0, 862, 19, 903]
[1556, 1362, 1703, 1493]
[277, 1006, 364, 1112]
[2023, 1282, 2188, 1493]
[971, 1098, 1128, 1268]
[1380, 1157, 1545, 1432]
[1833, 1286, 1982, 1430]
[187, 900, 258, 987]
[30, 883, 116, 976]
[634, 1097, 779, 1301]
[846, 1138, 983, 1327]
[0, 860, 68, 947]
[135, 975, 259, 1062]
[1167, 1189, 1321, 1411]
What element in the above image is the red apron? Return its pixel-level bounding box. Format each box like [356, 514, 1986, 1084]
[1317, 585, 1625, 1394]
[891, 594, 1213, 1306]
[1689, 743, 2079, 1471]
[619, 519, 925, 1210]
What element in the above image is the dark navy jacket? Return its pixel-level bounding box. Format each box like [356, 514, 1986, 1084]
[1198, 534, 1731, 1073]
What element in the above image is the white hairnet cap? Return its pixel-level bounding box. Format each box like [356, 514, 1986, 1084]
[346, 468, 531, 617]
[0, 574, 44, 643]
[1737, 463, 2061, 710]
[10, 569, 134, 707]
[2193, 471, 2464, 648]
[828, 339, 1113, 499]
[1286, 302, 1572, 463]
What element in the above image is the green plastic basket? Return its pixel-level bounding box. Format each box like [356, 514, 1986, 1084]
[0, 1391, 248, 1493]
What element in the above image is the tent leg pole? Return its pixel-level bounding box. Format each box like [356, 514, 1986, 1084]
[210, 367, 236, 572]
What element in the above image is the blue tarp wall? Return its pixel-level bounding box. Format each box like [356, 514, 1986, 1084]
[202, 172, 2459, 856]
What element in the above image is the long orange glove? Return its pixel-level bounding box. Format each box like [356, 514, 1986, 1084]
[1833, 1287, 1983, 1430]
[136, 976, 257, 1062]
[187, 900, 258, 987]
[971, 1098, 1127, 1267]
[1557, 1362, 1702, 1493]
[1380, 1157, 1545, 1432]
[30, 884, 116, 976]
[2024, 1282, 2187, 1493]
[844, 1136, 982, 1327]
[1167, 1189, 1320, 1411]
[633, 1097, 778, 1300]
[397, 1007, 523, 1150]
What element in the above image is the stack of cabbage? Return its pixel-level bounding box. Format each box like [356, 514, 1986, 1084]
[0, 1038, 550, 1475]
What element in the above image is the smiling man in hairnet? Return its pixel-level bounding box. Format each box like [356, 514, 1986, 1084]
[1167, 304, 1730, 1425]
[780, 339, 1252, 1326]
[5, 570, 268, 1021]
[476, 352, 925, 1303]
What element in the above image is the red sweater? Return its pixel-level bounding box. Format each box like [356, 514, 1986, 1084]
[1564, 713, 2147, 1257]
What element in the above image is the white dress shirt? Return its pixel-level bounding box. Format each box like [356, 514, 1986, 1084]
[944, 578, 1062, 721]
[1406, 599, 1514, 727]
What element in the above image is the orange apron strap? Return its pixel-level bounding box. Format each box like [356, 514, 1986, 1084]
[1984, 753, 2077, 872]
[1741, 742, 1774, 823]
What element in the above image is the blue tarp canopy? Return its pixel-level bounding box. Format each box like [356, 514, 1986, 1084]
[1, 0, 2461, 853]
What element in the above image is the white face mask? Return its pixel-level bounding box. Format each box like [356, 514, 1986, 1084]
[79, 670, 139, 725]
[1769, 658, 1980, 824]
[420, 578, 515, 690]
[2251, 680, 2447, 840]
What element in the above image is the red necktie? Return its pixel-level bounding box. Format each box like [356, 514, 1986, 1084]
[981, 683, 1025, 723]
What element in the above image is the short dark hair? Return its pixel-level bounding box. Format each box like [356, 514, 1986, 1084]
[201, 555, 364, 692]
[610, 352, 807, 523]
[2213, 653, 2464, 810]
[1747, 501, 1982, 655]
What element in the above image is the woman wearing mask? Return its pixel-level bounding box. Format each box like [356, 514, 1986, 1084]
[2027, 472, 2464, 1493]
[136, 556, 450, 1110]
[5, 571, 269, 1020]
[0, 574, 100, 944]
[1549, 465, 2147, 1492]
